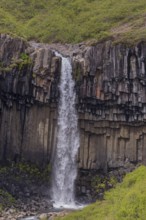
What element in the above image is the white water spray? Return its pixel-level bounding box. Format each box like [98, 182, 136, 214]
[52, 52, 80, 209]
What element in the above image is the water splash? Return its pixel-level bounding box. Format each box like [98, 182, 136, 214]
[52, 52, 80, 209]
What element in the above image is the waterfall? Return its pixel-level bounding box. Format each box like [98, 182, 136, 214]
[52, 52, 80, 208]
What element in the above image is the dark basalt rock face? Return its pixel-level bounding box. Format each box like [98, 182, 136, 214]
[0, 34, 146, 171]
[0, 34, 61, 165]
[73, 42, 146, 170]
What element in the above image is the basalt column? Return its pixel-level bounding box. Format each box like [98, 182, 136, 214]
[72, 41, 146, 171]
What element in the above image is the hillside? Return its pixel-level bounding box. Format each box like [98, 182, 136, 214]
[1, 0, 146, 44]
[56, 166, 146, 220]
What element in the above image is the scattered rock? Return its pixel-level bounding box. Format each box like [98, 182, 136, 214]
[38, 213, 48, 220]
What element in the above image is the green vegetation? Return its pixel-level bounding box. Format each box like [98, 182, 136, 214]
[92, 175, 117, 194]
[0, 189, 16, 208]
[18, 53, 32, 70]
[0, 205, 2, 214]
[0, 53, 32, 73]
[0, 162, 51, 211]
[56, 166, 146, 220]
[15, 162, 51, 181]
[0, 0, 146, 44]
[0, 161, 51, 181]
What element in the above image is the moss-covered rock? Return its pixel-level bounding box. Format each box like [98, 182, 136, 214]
[0, 189, 16, 209]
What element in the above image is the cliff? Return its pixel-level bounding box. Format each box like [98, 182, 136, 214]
[0, 34, 61, 165]
[0, 34, 146, 171]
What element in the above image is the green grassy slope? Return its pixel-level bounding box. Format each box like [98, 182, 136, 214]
[56, 166, 146, 220]
[1, 0, 146, 43]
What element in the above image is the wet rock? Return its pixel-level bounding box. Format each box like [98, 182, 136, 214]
[38, 213, 48, 220]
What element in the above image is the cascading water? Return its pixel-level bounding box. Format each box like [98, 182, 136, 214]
[52, 52, 80, 209]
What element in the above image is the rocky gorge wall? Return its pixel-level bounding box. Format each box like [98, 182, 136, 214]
[0, 34, 60, 165]
[0, 34, 146, 171]
[74, 41, 146, 171]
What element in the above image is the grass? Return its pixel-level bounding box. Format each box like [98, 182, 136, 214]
[56, 166, 146, 220]
[0, 0, 146, 44]
[0, 189, 16, 209]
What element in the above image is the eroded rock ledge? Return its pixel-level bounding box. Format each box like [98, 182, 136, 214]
[0, 34, 146, 171]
